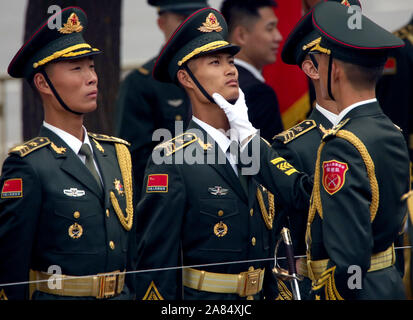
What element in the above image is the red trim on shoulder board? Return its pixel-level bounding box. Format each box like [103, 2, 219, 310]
[146, 174, 168, 193]
[1, 178, 23, 198]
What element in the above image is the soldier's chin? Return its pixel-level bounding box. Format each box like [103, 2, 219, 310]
[226, 91, 239, 105]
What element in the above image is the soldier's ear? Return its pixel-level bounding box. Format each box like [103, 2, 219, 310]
[33, 72, 51, 95]
[302, 58, 320, 80]
[177, 69, 194, 90]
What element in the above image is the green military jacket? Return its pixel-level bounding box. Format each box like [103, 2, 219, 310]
[271, 108, 334, 299]
[135, 120, 279, 300]
[307, 101, 410, 299]
[115, 56, 191, 196]
[0, 126, 136, 300]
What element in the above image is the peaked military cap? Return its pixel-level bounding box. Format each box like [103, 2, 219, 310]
[311, 1, 405, 66]
[282, 0, 362, 66]
[148, 0, 209, 16]
[153, 7, 240, 83]
[8, 7, 101, 79]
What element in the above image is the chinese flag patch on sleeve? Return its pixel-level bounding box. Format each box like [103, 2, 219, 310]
[1, 178, 23, 198]
[146, 174, 168, 193]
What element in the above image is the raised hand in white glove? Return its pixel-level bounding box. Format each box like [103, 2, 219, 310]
[212, 88, 257, 145]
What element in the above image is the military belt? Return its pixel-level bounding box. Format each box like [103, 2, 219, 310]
[306, 244, 395, 281]
[183, 267, 264, 297]
[30, 269, 125, 299]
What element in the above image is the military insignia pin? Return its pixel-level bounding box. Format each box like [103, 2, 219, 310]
[322, 160, 349, 195]
[208, 186, 228, 196]
[113, 179, 125, 196]
[68, 222, 83, 239]
[63, 188, 85, 197]
[214, 221, 228, 237]
[198, 13, 223, 33]
[59, 12, 83, 34]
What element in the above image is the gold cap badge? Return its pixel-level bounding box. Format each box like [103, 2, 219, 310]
[198, 13, 223, 33]
[59, 13, 83, 34]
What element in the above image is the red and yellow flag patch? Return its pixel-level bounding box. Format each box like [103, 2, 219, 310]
[146, 174, 168, 193]
[1, 178, 23, 198]
[322, 160, 348, 195]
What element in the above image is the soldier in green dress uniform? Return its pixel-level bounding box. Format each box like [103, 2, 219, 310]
[0, 7, 136, 300]
[270, 0, 360, 300]
[302, 2, 409, 299]
[135, 7, 315, 300]
[215, 1, 411, 300]
[115, 0, 208, 197]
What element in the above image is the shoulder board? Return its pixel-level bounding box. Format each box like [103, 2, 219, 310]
[322, 118, 350, 141]
[8, 137, 50, 157]
[272, 120, 316, 144]
[153, 132, 203, 156]
[88, 133, 130, 146]
[137, 66, 150, 76]
[394, 25, 413, 45]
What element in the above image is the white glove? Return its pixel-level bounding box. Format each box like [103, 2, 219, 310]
[212, 88, 257, 145]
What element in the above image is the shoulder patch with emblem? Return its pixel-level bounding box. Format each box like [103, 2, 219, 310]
[146, 174, 168, 193]
[273, 120, 316, 144]
[153, 132, 208, 156]
[88, 133, 130, 146]
[1, 178, 23, 199]
[8, 137, 50, 157]
[322, 118, 350, 141]
[322, 160, 348, 195]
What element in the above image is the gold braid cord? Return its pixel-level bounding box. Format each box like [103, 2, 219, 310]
[275, 281, 293, 300]
[256, 188, 275, 230]
[306, 129, 380, 284]
[312, 266, 344, 300]
[110, 143, 133, 231]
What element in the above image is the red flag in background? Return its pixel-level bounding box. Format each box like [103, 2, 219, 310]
[263, 0, 310, 130]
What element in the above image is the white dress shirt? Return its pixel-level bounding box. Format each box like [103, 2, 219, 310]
[192, 116, 238, 176]
[315, 103, 338, 126]
[335, 98, 377, 125]
[43, 121, 103, 182]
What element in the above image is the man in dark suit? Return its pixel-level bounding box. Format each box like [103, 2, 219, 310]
[220, 0, 284, 141]
[115, 0, 208, 197]
[0, 7, 136, 300]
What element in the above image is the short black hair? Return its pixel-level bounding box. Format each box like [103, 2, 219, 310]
[338, 59, 385, 90]
[220, 0, 277, 34]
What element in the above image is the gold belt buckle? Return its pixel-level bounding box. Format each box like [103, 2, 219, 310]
[239, 268, 262, 297]
[97, 272, 118, 299]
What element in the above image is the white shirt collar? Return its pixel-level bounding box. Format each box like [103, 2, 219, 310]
[335, 98, 377, 125]
[43, 121, 93, 155]
[235, 58, 265, 83]
[315, 103, 338, 126]
[192, 116, 231, 155]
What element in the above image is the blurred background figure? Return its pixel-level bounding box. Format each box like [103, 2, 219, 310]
[115, 0, 208, 196]
[221, 0, 284, 142]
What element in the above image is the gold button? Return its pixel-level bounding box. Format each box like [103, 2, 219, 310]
[106, 209, 110, 218]
[109, 241, 115, 250]
[250, 208, 254, 216]
[251, 237, 256, 246]
[175, 115, 182, 121]
[218, 210, 224, 217]
[73, 211, 80, 219]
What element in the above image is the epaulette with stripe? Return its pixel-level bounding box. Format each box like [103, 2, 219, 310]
[394, 24, 413, 45]
[88, 133, 130, 146]
[272, 120, 316, 144]
[322, 118, 350, 141]
[153, 132, 211, 157]
[8, 137, 51, 157]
